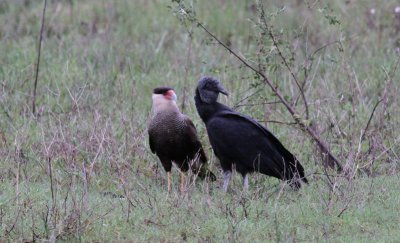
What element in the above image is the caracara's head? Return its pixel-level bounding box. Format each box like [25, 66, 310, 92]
[151, 86, 178, 114]
[196, 76, 228, 104]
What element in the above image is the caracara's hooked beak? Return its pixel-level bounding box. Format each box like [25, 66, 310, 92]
[164, 89, 177, 101]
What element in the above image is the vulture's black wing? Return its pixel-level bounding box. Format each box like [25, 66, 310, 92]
[222, 111, 301, 162]
[207, 110, 307, 184]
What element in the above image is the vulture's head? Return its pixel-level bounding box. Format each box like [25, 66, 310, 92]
[196, 76, 228, 104]
[152, 86, 178, 113]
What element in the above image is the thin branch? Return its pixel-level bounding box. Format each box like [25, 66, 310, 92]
[259, 4, 310, 119]
[1, 103, 13, 122]
[48, 157, 55, 206]
[257, 120, 297, 126]
[379, 56, 400, 128]
[197, 22, 261, 76]
[310, 172, 348, 178]
[361, 135, 400, 169]
[234, 100, 282, 108]
[181, 34, 193, 112]
[295, 40, 340, 106]
[233, 88, 264, 108]
[337, 198, 352, 218]
[4, 206, 22, 236]
[360, 99, 383, 142]
[32, 0, 47, 115]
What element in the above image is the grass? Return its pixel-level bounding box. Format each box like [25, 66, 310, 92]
[1, 0, 400, 241]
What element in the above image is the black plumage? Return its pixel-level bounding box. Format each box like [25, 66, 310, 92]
[194, 77, 308, 191]
[148, 86, 216, 192]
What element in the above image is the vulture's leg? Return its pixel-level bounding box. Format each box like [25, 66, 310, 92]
[167, 171, 172, 193]
[243, 174, 249, 191]
[180, 172, 187, 193]
[223, 170, 232, 192]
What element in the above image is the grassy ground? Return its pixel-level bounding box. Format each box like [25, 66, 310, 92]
[1, 0, 400, 241]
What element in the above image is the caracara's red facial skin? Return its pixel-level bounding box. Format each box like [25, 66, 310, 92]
[164, 90, 177, 101]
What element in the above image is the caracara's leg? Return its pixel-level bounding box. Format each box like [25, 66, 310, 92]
[160, 158, 173, 193]
[243, 174, 249, 191]
[167, 171, 172, 193]
[223, 170, 232, 192]
[180, 172, 186, 193]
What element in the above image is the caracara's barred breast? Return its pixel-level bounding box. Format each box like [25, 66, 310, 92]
[149, 111, 188, 158]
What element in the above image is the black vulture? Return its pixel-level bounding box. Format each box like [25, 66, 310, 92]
[194, 77, 308, 191]
[148, 87, 216, 192]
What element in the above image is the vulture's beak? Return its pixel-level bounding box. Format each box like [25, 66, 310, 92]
[217, 84, 229, 96]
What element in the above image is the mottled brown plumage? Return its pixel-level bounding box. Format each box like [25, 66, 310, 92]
[148, 87, 216, 192]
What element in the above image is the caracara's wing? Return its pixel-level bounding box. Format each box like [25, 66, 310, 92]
[148, 127, 156, 154]
[183, 116, 216, 181]
[183, 116, 207, 163]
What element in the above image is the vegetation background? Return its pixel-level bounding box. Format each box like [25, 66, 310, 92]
[1, 0, 399, 241]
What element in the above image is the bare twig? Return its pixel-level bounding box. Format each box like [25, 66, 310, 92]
[310, 172, 348, 178]
[32, 0, 47, 115]
[259, 4, 310, 119]
[1, 103, 13, 123]
[337, 194, 354, 217]
[360, 99, 383, 142]
[4, 206, 22, 236]
[257, 120, 297, 126]
[361, 135, 400, 168]
[48, 157, 55, 206]
[233, 88, 264, 108]
[295, 40, 340, 106]
[181, 34, 193, 112]
[234, 100, 282, 108]
[379, 57, 400, 128]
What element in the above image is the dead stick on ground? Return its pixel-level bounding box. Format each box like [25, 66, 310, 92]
[32, 0, 47, 115]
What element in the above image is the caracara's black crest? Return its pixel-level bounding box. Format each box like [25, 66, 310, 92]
[153, 87, 174, 95]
